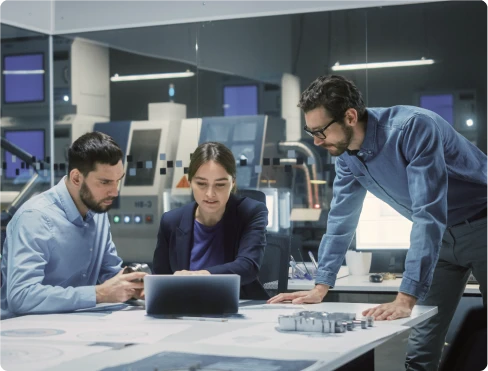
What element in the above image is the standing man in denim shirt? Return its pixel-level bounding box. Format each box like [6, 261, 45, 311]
[1, 132, 146, 316]
[269, 75, 486, 370]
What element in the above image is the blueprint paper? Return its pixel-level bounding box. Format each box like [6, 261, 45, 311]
[1, 340, 111, 371]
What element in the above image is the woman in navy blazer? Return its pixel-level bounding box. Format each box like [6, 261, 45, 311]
[153, 142, 269, 300]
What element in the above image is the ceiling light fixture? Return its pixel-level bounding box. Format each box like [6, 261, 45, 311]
[3, 70, 45, 75]
[110, 70, 195, 82]
[331, 58, 434, 71]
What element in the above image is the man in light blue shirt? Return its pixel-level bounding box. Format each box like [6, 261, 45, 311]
[269, 75, 486, 370]
[1, 132, 146, 316]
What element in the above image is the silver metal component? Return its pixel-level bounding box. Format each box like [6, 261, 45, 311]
[366, 316, 374, 327]
[353, 319, 368, 329]
[278, 315, 297, 331]
[344, 321, 354, 331]
[277, 311, 370, 333]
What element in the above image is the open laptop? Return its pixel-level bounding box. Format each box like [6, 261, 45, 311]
[144, 274, 240, 316]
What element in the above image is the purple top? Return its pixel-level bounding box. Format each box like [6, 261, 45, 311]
[189, 219, 225, 271]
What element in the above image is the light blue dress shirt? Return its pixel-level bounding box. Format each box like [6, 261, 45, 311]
[315, 106, 487, 300]
[1, 177, 122, 315]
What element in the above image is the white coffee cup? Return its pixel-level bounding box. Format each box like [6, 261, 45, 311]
[345, 250, 372, 276]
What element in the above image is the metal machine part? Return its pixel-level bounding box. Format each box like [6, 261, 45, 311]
[277, 311, 374, 333]
[277, 141, 322, 208]
[123, 263, 152, 275]
[123, 263, 152, 282]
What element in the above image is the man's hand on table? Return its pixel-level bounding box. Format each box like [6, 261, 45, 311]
[362, 292, 417, 320]
[267, 284, 329, 304]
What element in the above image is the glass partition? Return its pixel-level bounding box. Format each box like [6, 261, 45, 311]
[2, 1, 485, 269]
[0, 24, 52, 218]
[364, 2, 486, 151]
[196, 9, 368, 267]
[55, 23, 199, 263]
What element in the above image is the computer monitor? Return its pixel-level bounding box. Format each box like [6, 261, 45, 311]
[355, 191, 412, 251]
[223, 85, 258, 116]
[4, 129, 45, 179]
[420, 94, 453, 125]
[3, 53, 45, 103]
[199, 115, 266, 189]
[124, 129, 161, 187]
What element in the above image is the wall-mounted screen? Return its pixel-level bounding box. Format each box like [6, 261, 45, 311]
[124, 129, 161, 187]
[223, 85, 258, 116]
[3, 53, 44, 103]
[200, 116, 265, 189]
[4, 129, 45, 179]
[420, 94, 453, 125]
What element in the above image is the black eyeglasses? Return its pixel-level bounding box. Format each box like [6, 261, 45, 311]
[303, 118, 338, 139]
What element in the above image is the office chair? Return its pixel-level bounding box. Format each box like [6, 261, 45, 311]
[259, 233, 291, 296]
[439, 307, 487, 371]
[237, 189, 291, 296]
[236, 189, 266, 205]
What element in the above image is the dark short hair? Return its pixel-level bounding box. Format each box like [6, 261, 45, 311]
[188, 142, 237, 193]
[298, 75, 367, 121]
[68, 132, 123, 176]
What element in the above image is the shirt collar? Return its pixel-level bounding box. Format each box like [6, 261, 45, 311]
[55, 176, 94, 224]
[359, 108, 377, 157]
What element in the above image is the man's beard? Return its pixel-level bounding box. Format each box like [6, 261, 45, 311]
[80, 181, 114, 214]
[321, 124, 353, 156]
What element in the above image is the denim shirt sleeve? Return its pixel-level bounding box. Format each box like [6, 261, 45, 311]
[315, 157, 367, 288]
[98, 219, 123, 284]
[5, 210, 96, 315]
[399, 114, 448, 300]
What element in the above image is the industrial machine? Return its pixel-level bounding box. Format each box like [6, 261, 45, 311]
[96, 111, 183, 263]
[0, 137, 50, 252]
[0, 33, 327, 267]
[98, 113, 297, 263]
[168, 115, 300, 235]
[1, 36, 110, 198]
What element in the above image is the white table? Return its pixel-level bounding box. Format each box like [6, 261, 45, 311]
[288, 273, 481, 295]
[1, 301, 437, 371]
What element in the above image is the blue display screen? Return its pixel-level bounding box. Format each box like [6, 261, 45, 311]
[4, 130, 45, 179]
[4, 54, 44, 103]
[420, 94, 453, 125]
[223, 85, 258, 116]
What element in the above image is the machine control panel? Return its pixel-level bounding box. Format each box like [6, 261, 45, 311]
[107, 195, 159, 263]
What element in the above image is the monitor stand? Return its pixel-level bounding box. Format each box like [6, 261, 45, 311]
[370, 251, 407, 274]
